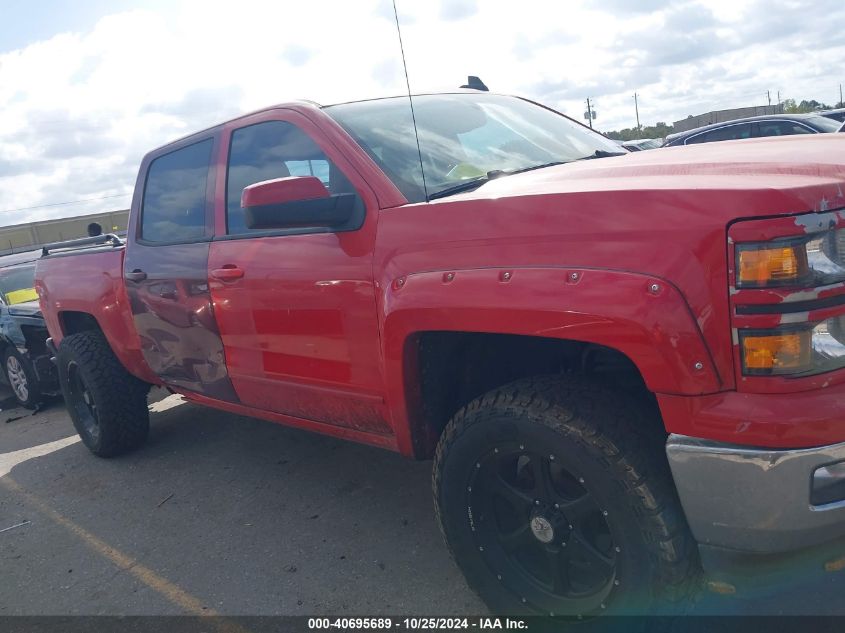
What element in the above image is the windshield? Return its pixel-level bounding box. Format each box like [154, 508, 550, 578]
[326, 93, 624, 203]
[809, 115, 845, 133]
[0, 263, 37, 305]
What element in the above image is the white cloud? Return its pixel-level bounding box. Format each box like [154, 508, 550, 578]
[0, 0, 843, 225]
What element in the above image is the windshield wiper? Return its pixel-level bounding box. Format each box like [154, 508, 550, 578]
[574, 149, 628, 161]
[507, 161, 567, 175]
[427, 154, 620, 201]
[429, 161, 572, 200]
[428, 170, 507, 201]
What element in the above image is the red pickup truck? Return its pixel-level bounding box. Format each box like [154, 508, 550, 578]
[35, 91, 845, 616]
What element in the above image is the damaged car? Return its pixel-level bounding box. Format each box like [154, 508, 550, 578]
[0, 250, 58, 407]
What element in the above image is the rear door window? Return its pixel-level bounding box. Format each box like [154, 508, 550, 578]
[757, 121, 814, 137]
[141, 139, 213, 243]
[686, 123, 753, 144]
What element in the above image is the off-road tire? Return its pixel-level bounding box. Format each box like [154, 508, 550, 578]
[57, 330, 150, 457]
[433, 375, 699, 616]
[4, 347, 41, 409]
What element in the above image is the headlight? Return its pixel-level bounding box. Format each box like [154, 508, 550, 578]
[740, 316, 845, 376]
[806, 230, 845, 284]
[736, 228, 845, 288]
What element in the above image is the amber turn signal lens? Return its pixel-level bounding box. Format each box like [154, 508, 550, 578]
[737, 245, 807, 287]
[742, 331, 812, 374]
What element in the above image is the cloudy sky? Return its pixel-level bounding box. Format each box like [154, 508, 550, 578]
[1, 0, 843, 227]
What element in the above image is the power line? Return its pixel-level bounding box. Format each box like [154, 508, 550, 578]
[0, 192, 129, 215]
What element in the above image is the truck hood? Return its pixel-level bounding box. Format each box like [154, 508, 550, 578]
[456, 134, 845, 220]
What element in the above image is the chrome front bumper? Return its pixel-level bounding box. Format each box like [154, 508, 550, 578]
[666, 434, 845, 553]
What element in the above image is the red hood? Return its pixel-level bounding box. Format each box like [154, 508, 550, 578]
[378, 134, 845, 388]
[454, 134, 845, 219]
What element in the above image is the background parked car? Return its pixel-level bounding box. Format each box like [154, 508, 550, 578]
[819, 107, 845, 123]
[663, 113, 843, 146]
[0, 250, 58, 407]
[621, 137, 663, 151]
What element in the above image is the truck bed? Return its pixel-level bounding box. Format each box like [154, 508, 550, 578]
[34, 244, 158, 384]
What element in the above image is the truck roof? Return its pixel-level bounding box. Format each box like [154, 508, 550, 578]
[144, 90, 502, 155]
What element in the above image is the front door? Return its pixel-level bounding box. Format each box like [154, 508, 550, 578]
[124, 134, 238, 401]
[207, 112, 389, 434]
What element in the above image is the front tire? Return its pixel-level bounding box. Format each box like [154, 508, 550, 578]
[4, 347, 41, 409]
[57, 330, 150, 457]
[433, 376, 698, 616]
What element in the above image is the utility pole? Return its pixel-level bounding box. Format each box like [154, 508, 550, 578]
[840, 83, 843, 107]
[633, 92, 641, 131]
[767, 90, 771, 106]
[585, 98, 593, 129]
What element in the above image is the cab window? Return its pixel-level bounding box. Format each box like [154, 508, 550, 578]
[225, 121, 354, 235]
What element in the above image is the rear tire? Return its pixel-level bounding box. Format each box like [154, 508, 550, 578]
[432, 376, 699, 616]
[4, 347, 41, 409]
[57, 330, 150, 457]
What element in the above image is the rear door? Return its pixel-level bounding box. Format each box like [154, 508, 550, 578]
[124, 133, 238, 401]
[207, 110, 390, 435]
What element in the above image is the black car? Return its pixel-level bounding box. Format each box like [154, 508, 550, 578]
[663, 113, 843, 146]
[0, 251, 58, 407]
[819, 107, 845, 123]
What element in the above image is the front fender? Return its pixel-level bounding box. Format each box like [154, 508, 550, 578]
[380, 267, 722, 455]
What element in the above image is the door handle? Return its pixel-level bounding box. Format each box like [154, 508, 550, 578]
[126, 270, 147, 282]
[211, 266, 244, 281]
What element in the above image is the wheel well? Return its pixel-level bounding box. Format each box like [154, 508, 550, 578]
[59, 311, 102, 336]
[409, 332, 663, 458]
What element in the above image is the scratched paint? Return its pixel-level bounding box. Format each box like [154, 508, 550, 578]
[795, 211, 837, 233]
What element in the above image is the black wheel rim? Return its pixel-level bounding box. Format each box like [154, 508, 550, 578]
[468, 442, 617, 614]
[67, 361, 100, 442]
